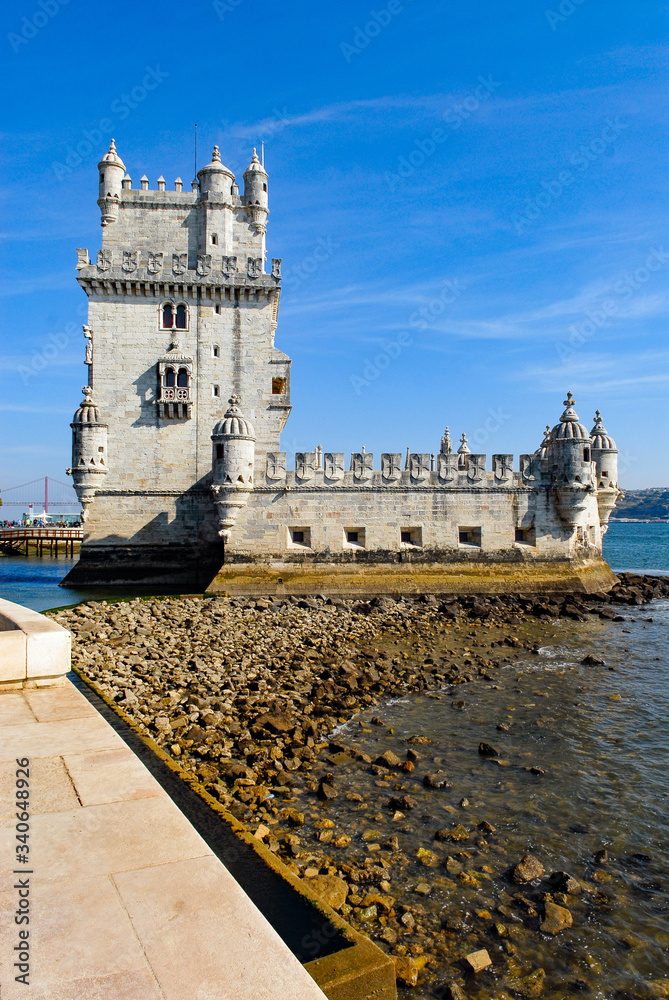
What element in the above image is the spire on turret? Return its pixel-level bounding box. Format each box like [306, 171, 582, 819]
[457, 432, 470, 454]
[440, 426, 452, 455]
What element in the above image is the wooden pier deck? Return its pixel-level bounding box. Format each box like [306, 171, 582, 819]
[0, 526, 83, 557]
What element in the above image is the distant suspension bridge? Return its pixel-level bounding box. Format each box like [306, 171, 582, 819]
[0, 476, 81, 514]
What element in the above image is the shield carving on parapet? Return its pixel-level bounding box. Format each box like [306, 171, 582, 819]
[410, 453, 431, 482]
[197, 254, 212, 277]
[437, 453, 459, 483]
[467, 454, 486, 483]
[381, 453, 402, 482]
[96, 250, 111, 271]
[122, 250, 137, 273]
[247, 257, 263, 279]
[147, 252, 163, 274]
[351, 452, 373, 482]
[172, 253, 187, 276]
[221, 256, 237, 277]
[493, 454, 513, 483]
[520, 454, 536, 482]
[266, 452, 286, 482]
[295, 451, 315, 481]
[271, 258, 282, 279]
[324, 452, 344, 481]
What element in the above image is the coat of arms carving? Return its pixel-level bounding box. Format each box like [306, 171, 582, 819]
[381, 453, 402, 482]
[197, 254, 211, 276]
[247, 257, 262, 279]
[266, 452, 286, 481]
[271, 258, 282, 279]
[147, 252, 163, 274]
[221, 256, 237, 277]
[172, 253, 187, 276]
[410, 453, 431, 482]
[437, 453, 458, 483]
[493, 454, 513, 483]
[96, 250, 111, 271]
[295, 452, 315, 481]
[467, 454, 486, 483]
[350, 452, 373, 481]
[122, 250, 137, 273]
[323, 452, 344, 481]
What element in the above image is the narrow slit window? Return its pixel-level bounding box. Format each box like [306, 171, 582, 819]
[211, 233, 218, 245]
[212, 345, 220, 358]
[212, 385, 220, 397]
[214, 304, 221, 315]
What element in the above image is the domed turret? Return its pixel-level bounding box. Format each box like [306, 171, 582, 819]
[211, 395, 256, 541]
[590, 410, 621, 530]
[97, 139, 125, 226]
[243, 148, 269, 235]
[67, 386, 108, 520]
[546, 392, 596, 529]
[197, 145, 235, 195]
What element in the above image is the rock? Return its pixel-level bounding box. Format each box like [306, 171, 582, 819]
[388, 794, 417, 811]
[416, 847, 440, 867]
[593, 849, 609, 864]
[286, 809, 305, 827]
[540, 900, 573, 935]
[415, 881, 431, 895]
[305, 874, 349, 910]
[547, 871, 581, 894]
[384, 835, 400, 851]
[253, 824, 270, 841]
[478, 820, 497, 834]
[512, 854, 545, 883]
[451, 700, 466, 710]
[423, 771, 452, 789]
[375, 750, 403, 768]
[395, 955, 419, 987]
[380, 926, 398, 945]
[254, 712, 294, 733]
[435, 824, 469, 842]
[513, 969, 546, 998]
[442, 984, 467, 1000]
[406, 734, 432, 744]
[582, 654, 606, 666]
[464, 949, 492, 973]
[497, 722, 511, 732]
[479, 741, 500, 757]
[317, 781, 337, 800]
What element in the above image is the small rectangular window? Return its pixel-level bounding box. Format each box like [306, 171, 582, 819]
[212, 385, 220, 397]
[515, 526, 535, 546]
[212, 345, 220, 357]
[216, 444, 224, 460]
[400, 527, 422, 547]
[583, 447, 591, 462]
[459, 527, 481, 546]
[288, 526, 310, 547]
[344, 527, 365, 548]
[211, 233, 218, 245]
[272, 377, 286, 395]
[214, 304, 221, 315]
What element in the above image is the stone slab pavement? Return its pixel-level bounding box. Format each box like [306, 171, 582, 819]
[0, 680, 328, 1000]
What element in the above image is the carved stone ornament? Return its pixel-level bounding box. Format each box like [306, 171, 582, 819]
[295, 451, 315, 481]
[271, 258, 282, 279]
[122, 250, 138, 273]
[381, 453, 402, 482]
[437, 453, 459, 483]
[197, 254, 212, 276]
[247, 257, 262, 279]
[493, 454, 513, 483]
[96, 250, 111, 271]
[221, 256, 238, 277]
[266, 452, 286, 481]
[520, 454, 536, 482]
[410, 453, 431, 482]
[324, 452, 344, 481]
[172, 252, 187, 276]
[147, 252, 163, 274]
[351, 452, 374, 481]
[76, 248, 90, 269]
[83, 325, 93, 366]
[467, 454, 486, 483]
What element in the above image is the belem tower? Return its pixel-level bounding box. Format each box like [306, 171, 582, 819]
[65, 140, 621, 594]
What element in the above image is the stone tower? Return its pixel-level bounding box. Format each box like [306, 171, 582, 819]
[66, 140, 290, 586]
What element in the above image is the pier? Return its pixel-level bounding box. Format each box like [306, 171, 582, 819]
[0, 526, 82, 557]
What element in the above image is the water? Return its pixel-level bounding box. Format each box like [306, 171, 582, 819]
[0, 522, 666, 612]
[290, 604, 669, 998]
[603, 521, 669, 575]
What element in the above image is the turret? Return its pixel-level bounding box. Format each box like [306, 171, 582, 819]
[197, 145, 235, 196]
[590, 410, 621, 530]
[97, 139, 125, 226]
[211, 395, 256, 541]
[440, 426, 452, 455]
[66, 386, 108, 521]
[546, 392, 595, 528]
[243, 148, 269, 235]
[457, 432, 470, 470]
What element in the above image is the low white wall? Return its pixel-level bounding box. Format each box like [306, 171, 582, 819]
[0, 598, 71, 687]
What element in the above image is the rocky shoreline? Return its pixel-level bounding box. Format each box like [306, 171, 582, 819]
[49, 573, 669, 997]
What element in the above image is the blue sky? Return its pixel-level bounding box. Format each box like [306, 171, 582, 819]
[1, 0, 667, 508]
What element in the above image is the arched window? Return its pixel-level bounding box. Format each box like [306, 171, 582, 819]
[177, 368, 189, 388]
[165, 367, 175, 388]
[176, 304, 187, 329]
[162, 303, 173, 329]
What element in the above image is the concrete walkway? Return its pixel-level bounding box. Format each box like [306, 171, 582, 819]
[0, 679, 328, 1000]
